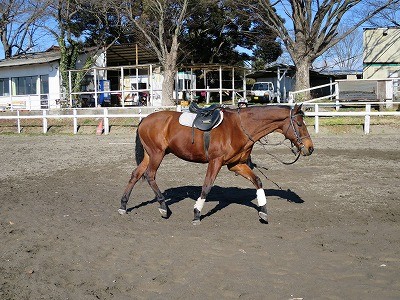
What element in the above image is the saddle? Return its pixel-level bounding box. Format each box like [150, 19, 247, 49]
[188, 102, 222, 131]
[187, 102, 223, 160]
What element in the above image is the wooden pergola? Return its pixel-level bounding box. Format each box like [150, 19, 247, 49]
[179, 64, 249, 105]
[68, 44, 250, 107]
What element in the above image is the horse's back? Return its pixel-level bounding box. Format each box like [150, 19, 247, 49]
[139, 110, 179, 132]
[138, 110, 181, 143]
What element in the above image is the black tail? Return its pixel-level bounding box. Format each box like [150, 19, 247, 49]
[135, 125, 144, 166]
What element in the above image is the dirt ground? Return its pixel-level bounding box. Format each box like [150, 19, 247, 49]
[0, 127, 399, 299]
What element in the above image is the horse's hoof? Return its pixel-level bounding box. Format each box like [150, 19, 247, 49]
[258, 211, 268, 223]
[118, 209, 127, 215]
[158, 207, 168, 218]
[192, 219, 201, 225]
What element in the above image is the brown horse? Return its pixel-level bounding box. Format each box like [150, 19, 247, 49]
[119, 104, 314, 224]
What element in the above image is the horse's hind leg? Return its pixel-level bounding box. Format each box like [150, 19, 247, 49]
[118, 153, 150, 214]
[144, 152, 170, 218]
[228, 163, 268, 223]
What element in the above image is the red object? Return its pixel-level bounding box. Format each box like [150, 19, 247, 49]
[96, 120, 103, 135]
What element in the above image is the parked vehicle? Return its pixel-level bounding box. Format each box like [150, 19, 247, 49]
[250, 82, 279, 103]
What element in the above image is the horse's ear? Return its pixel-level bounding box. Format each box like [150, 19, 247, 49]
[294, 103, 303, 112]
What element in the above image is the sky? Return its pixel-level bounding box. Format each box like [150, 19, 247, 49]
[1, 2, 395, 70]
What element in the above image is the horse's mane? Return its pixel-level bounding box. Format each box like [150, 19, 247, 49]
[244, 105, 303, 115]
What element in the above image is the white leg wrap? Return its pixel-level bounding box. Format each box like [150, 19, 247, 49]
[257, 189, 267, 207]
[194, 197, 206, 212]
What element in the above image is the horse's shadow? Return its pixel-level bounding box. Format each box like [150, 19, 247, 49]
[127, 186, 303, 221]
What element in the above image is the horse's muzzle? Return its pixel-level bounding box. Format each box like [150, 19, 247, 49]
[293, 143, 313, 156]
[301, 145, 314, 156]
[291, 139, 313, 156]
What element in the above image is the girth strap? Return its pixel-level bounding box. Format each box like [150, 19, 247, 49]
[191, 129, 211, 160]
[203, 131, 210, 161]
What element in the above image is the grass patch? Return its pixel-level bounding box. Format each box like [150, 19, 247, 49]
[305, 116, 399, 126]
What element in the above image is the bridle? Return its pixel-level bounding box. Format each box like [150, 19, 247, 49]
[286, 108, 310, 155]
[237, 106, 309, 165]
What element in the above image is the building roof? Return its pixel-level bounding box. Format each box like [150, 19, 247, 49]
[0, 43, 158, 69]
[363, 26, 400, 31]
[0, 49, 61, 68]
[247, 62, 362, 80]
[106, 44, 159, 66]
[247, 63, 296, 79]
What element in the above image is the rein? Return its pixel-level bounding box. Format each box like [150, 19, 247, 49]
[236, 107, 304, 165]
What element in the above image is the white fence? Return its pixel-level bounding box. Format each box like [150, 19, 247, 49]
[302, 102, 400, 134]
[289, 78, 400, 105]
[0, 103, 398, 135]
[0, 107, 175, 134]
[289, 82, 339, 103]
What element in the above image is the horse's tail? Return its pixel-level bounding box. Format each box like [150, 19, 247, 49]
[135, 124, 144, 166]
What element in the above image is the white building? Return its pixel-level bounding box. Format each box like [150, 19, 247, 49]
[0, 48, 61, 110]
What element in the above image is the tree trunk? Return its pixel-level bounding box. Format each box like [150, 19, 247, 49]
[1, 31, 12, 59]
[161, 41, 179, 106]
[293, 58, 312, 100]
[162, 68, 176, 106]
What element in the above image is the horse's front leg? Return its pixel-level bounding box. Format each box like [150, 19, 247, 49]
[228, 163, 268, 223]
[193, 159, 223, 225]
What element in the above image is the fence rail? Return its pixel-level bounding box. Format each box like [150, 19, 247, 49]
[302, 102, 400, 134]
[0, 103, 398, 135]
[0, 107, 175, 134]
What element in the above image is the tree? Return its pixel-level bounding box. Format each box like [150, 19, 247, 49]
[181, 0, 276, 65]
[40, 0, 119, 103]
[115, 0, 190, 106]
[181, 0, 247, 64]
[248, 20, 282, 69]
[0, 0, 47, 59]
[39, 0, 86, 99]
[240, 0, 400, 93]
[319, 27, 363, 70]
[367, 0, 400, 27]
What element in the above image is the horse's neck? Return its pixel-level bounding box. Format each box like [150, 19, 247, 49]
[239, 107, 287, 141]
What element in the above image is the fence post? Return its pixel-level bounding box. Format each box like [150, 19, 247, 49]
[73, 109, 78, 134]
[104, 108, 109, 135]
[17, 110, 21, 133]
[335, 98, 340, 111]
[288, 92, 294, 104]
[364, 104, 371, 134]
[315, 104, 319, 133]
[42, 110, 48, 134]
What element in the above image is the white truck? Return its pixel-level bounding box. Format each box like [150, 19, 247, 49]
[249, 82, 280, 103]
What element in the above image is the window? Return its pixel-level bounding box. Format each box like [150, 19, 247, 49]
[0, 78, 9, 96]
[40, 75, 49, 94]
[175, 79, 191, 90]
[14, 76, 38, 95]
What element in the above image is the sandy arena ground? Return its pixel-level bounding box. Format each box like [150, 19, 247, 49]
[0, 127, 399, 299]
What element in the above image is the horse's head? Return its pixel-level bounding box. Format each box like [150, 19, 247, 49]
[279, 104, 314, 156]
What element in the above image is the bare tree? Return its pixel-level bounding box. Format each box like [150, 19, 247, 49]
[119, 0, 190, 106]
[319, 27, 363, 71]
[367, 1, 400, 27]
[240, 0, 399, 93]
[0, 0, 47, 58]
[39, 0, 115, 102]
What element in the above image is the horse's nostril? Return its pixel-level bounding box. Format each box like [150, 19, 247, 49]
[309, 147, 314, 154]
